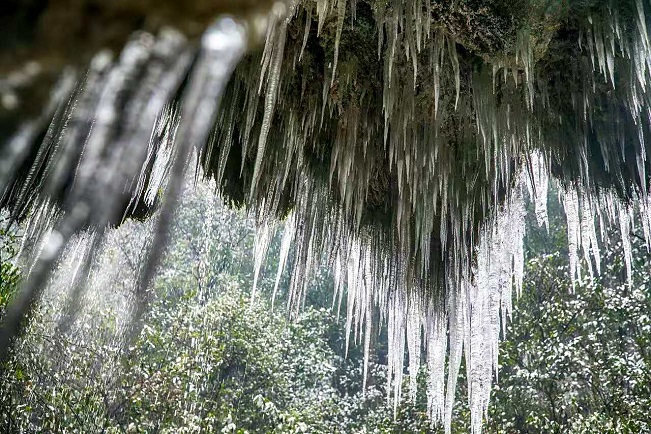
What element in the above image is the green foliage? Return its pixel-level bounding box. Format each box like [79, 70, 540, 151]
[0, 218, 20, 313]
[487, 211, 651, 433]
[1, 285, 444, 433]
[4, 190, 651, 433]
[0, 184, 465, 433]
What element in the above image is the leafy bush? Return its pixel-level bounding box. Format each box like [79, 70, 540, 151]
[0, 217, 20, 313]
[4, 191, 651, 433]
[488, 227, 651, 433]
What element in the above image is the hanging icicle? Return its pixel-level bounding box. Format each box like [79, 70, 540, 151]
[4, 1, 651, 432]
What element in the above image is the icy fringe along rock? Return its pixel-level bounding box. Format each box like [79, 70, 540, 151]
[244, 2, 651, 433]
[5, 1, 651, 433]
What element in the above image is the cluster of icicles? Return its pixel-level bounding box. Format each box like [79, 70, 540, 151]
[251, 155, 648, 434]
[2, 0, 651, 433]
[245, 2, 651, 432]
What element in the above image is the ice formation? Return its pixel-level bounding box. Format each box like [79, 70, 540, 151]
[0, 17, 249, 355]
[242, 1, 651, 432]
[3, 0, 651, 432]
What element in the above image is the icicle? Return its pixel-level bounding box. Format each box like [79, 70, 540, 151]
[444, 285, 465, 434]
[251, 218, 277, 303]
[0, 72, 76, 201]
[331, 0, 347, 86]
[299, 6, 312, 62]
[426, 308, 447, 424]
[387, 286, 406, 414]
[462, 195, 526, 434]
[362, 296, 372, 392]
[0, 25, 198, 360]
[619, 204, 634, 286]
[580, 197, 601, 278]
[447, 37, 461, 110]
[527, 151, 549, 230]
[250, 18, 288, 200]
[272, 213, 295, 309]
[406, 290, 422, 401]
[564, 188, 582, 290]
[126, 16, 249, 342]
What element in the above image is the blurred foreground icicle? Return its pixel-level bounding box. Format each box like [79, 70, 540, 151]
[125, 17, 249, 343]
[0, 16, 249, 360]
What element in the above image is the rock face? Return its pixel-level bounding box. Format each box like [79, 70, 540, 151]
[2, 1, 651, 432]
